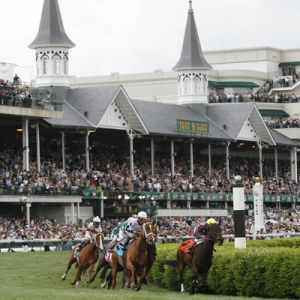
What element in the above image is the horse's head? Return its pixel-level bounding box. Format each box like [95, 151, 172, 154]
[140, 218, 155, 245]
[94, 232, 104, 250]
[207, 223, 224, 246]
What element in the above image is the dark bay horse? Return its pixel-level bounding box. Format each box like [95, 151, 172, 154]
[162, 222, 223, 294]
[61, 232, 104, 287]
[110, 218, 154, 291]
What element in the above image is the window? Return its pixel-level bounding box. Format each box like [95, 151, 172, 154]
[63, 59, 67, 75]
[184, 78, 190, 94]
[43, 58, 48, 75]
[54, 57, 60, 75]
[195, 78, 200, 94]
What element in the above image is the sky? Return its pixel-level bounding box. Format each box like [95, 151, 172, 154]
[2, 0, 300, 83]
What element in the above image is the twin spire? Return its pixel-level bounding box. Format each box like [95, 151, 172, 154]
[172, 0, 211, 71]
[29, 0, 75, 49]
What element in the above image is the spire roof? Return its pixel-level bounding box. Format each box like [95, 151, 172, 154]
[172, 1, 211, 71]
[29, 0, 75, 49]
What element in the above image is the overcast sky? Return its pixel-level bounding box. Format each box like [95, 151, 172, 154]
[2, 0, 300, 82]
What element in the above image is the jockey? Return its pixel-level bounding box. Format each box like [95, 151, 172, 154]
[186, 218, 216, 254]
[120, 211, 147, 250]
[76, 216, 102, 253]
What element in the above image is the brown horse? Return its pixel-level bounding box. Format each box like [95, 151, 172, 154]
[162, 222, 223, 294]
[61, 232, 104, 287]
[110, 218, 154, 291]
[123, 222, 158, 288]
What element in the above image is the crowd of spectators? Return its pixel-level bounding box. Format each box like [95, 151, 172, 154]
[0, 76, 34, 107]
[1, 206, 300, 245]
[265, 117, 300, 129]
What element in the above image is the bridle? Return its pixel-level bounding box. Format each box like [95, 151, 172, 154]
[204, 224, 223, 244]
[92, 232, 104, 250]
[140, 221, 154, 245]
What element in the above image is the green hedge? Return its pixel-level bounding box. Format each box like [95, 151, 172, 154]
[150, 238, 300, 298]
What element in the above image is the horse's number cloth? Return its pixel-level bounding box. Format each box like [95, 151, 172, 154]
[105, 251, 112, 263]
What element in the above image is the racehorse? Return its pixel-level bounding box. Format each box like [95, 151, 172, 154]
[123, 221, 158, 288]
[161, 222, 223, 295]
[110, 218, 154, 291]
[86, 241, 117, 287]
[61, 232, 104, 287]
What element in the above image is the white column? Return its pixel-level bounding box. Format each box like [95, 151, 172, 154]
[190, 142, 194, 178]
[77, 203, 80, 224]
[36, 123, 41, 172]
[226, 142, 230, 179]
[129, 132, 134, 176]
[171, 140, 175, 177]
[151, 139, 155, 176]
[257, 141, 263, 179]
[208, 143, 211, 176]
[61, 131, 65, 171]
[71, 202, 75, 224]
[85, 130, 90, 171]
[26, 202, 31, 226]
[275, 148, 278, 180]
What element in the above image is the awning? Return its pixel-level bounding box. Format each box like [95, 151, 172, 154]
[208, 81, 260, 88]
[278, 61, 300, 67]
[259, 109, 290, 117]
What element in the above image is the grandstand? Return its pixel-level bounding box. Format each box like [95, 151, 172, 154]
[1, 0, 300, 225]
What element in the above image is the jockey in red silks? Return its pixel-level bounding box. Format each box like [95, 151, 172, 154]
[76, 216, 102, 253]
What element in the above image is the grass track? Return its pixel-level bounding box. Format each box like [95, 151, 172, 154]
[0, 251, 283, 300]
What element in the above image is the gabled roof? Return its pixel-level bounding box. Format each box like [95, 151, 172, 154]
[29, 0, 75, 49]
[44, 85, 148, 134]
[172, 1, 212, 71]
[131, 99, 233, 140]
[205, 102, 276, 145]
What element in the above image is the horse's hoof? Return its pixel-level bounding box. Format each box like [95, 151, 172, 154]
[100, 280, 106, 288]
[87, 277, 94, 284]
[125, 282, 130, 288]
[142, 278, 147, 284]
[130, 284, 136, 290]
[70, 281, 75, 285]
[61, 275, 66, 280]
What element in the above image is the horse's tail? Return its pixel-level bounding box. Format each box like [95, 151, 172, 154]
[159, 259, 178, 268]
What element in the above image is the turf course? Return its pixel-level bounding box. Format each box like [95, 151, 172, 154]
[1, 251, 283, 300]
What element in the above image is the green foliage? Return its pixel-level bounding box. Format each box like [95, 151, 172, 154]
[149, 238, 300, 298]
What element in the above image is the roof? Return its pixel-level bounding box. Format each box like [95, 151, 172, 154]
[131, 99, 233, 140]
[29, 0, 75, 49]
[259, 109, 290, 117]
[45, 85, 121, 128]
[268, 128, 300, 147]
[209, 81, 260, 88]
[172, 1, 212, 71]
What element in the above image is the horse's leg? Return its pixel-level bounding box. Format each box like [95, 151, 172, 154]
[200, 272, 208, 288]
[86, 263, 95, 283]
[100, 264, 109, 287]
[189, 266, 199, 295]
[134, 266, 146, 291]
[106, 271, 112, 290]
[62, 258, 75, 280]
[87, 250, 105, 283]
[178, 260, 186, 293]
[110, 259, 118, 290]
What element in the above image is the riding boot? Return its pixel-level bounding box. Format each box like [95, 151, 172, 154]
[186, 241, 196, 254]
[76, 240, 89, 253]
[121, 236, 130, 250]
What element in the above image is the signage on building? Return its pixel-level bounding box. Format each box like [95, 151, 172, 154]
[177, 119, 210, 133]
